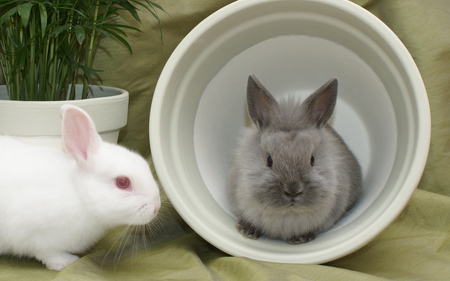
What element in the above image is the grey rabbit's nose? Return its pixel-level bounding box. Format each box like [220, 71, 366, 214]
[283, 183, 304, 197]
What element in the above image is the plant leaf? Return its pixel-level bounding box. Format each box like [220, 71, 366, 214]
[79, 63, 103, 84]
[17, 2, 34, 28]
[38, 3, 47, 34]
[0, 6, 18, 26]
[104, 28, 133, 53]
[74, 25, 85, 44]
[103, 23, 141, 34]
[49, 24, 72, 37]
[148, 1, 167, 12]
[117, 1, 140, 21]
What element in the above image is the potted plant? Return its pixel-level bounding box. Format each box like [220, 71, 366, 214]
[0, 0, 164, 148]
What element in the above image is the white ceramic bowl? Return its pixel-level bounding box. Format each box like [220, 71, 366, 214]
[150, 0, 430, 263]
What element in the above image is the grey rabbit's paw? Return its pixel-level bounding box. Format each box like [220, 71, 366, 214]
[285, 232, 317, 245]
[236, 220, 262, 240]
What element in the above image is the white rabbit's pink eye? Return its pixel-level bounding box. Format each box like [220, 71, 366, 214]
[115, 176, 131, 190]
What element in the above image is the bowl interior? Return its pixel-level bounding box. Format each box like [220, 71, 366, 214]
[195, 34, 396, 229]
[150, 0, 429, 263]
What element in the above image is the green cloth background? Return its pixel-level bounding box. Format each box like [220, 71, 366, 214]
[1, 0, 449, 280]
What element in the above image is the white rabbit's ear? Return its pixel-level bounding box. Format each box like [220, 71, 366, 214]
[60, 105, 101, 163]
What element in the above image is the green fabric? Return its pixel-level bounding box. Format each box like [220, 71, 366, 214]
[1, 0, 449, 280]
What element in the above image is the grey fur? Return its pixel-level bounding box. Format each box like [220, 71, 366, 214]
[227, 75, 362, 244]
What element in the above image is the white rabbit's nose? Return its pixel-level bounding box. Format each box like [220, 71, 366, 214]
[136, 200, 160, 225]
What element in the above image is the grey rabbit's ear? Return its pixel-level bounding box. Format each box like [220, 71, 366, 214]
[302, 78, 338, 128]
[246, 74, 279, 129]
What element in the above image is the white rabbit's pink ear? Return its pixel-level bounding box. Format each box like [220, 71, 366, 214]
[60, 105, 101, 163]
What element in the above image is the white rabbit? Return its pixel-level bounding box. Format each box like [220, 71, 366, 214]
[0, 104, 160, 270]
[228, 75, 362, 244]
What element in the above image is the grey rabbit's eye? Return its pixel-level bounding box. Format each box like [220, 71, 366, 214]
[267, 155, 273, 168]
[310, 155, 315, 166]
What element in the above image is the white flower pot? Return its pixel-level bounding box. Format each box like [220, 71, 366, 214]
[0, 85, 129, 150]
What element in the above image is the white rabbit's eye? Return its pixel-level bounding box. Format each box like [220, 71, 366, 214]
[267, 155, 273, 168]
[310, 155, 315, 166]
[115, 176, 131, 190]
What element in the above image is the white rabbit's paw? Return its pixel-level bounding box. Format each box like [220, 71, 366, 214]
[39, 253, 79, 271]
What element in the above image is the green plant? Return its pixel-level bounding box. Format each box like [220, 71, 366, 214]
[0, 0, 164, 101]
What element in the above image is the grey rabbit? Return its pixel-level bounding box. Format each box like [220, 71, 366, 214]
[227, 75, 362, 244]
